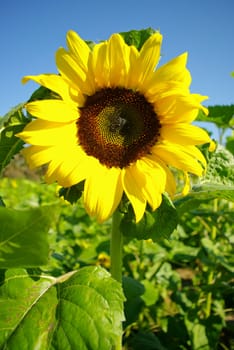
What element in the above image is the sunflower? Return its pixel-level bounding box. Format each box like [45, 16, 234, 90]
[17, 30, 214, 223]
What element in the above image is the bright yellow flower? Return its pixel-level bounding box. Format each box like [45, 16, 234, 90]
[17, 30, 214, 223]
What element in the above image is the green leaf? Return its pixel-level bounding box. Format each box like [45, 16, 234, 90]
[226, 132, 234, 155]
[175, 145, 234, 214]
[120, 28, 157, 50]
[58, 182, 84, 204]
[122, 276, 144, 326]
[123, 276, 144, 300]
[0, 197, 5, 207]
[197, 104, 234, 128]
[121, 194, 178, 242]
[141, 279, 159, 306]
[0, 104, 30, 175]
[0, 205, 58, 268]
[28, 85, 60, 103]
[201, 237, 234, 272]
[0, 267, 125, 350]
[128, 332, 166, 350]
[185, 317, 209, 350]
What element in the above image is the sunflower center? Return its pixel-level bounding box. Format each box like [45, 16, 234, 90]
[77, 88, 161, 168]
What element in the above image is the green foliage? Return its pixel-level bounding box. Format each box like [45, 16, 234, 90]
[197, 104, 234, 128]
[58, 182, 84, 204]
[226, 131, 234, 155]
[28, 85, 60, 103]
[120, 28, 157, 50]
[0, 174, 233, 349]
[0, 267, 125, 350]
[201, 145, 234, 187]
[176, 145, 234, 215]
[0, 104, 30, 175]
[121, 194, 178, 242]
[0, 205, 58, 268]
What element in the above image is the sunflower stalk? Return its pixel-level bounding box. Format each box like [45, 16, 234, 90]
[204, 198, 218, 318]
[110, 209, 123, 349]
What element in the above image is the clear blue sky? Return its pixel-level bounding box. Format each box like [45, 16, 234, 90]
[1, 0, 233, 117]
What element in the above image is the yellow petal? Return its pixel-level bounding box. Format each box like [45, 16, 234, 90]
[66, 30, 90, 70]
[145, 81, 189, 103]
[128, 32, 162, 88]
[148, 52, 191, 89]
[156, 93, 208, 123]
[160, 123, 213, 146]
[22, 144, 87, 185]
[182, 172, 190, 196]
[138, 32, 162, 82]
[84, 165, 123, 222]
[107, 33, 130, 87]
[22, 74, 72, 102]
[45, 150, 96, 187]
[136, 158, 166, 210]
[25, 100, 78, 122]
[124, 45, 139, 88]
[22, 145, 55, 168]
[122, 165, 146, 223]
[145, 154, 177, 197]
[153, 143, 205, 176]
[66, 30, 96, 93]
[91, 41, 109, 88]
[17, 119, 77, 146]
[56, 48, 94, 95]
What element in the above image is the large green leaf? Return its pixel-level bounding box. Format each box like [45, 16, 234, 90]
[0, 205, 58, 268]
[120, 194, 178, 242]
[0, 104, 30, 175]
[0, 267, 125, 350]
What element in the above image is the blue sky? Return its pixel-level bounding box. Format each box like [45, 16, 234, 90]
[0, 0, 233, 118]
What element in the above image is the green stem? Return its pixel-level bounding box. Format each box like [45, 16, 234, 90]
[110, 209, 123, 283]
[110, 209, 123, 350]
[205, 198, 218, 318]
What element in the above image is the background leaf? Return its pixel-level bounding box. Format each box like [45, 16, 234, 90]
[120, 28, 157, 50]
[197, 104, 234, 128]
[226, 132, 234, 155]
[0, 205, 58, 268]
[0, 267, 125, 350]
[120, 194, 178, 242]
[28, 85, 60, 103]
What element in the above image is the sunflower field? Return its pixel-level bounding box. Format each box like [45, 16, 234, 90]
[0, 29, 234, 350]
